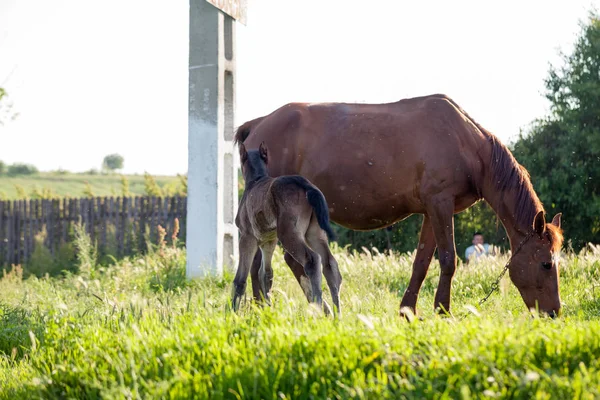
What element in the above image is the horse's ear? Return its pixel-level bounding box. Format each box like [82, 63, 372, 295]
[239, 144, 248, 164]
[551, 213, 562, 229]
[533, 210, 546, 237]
[259, 141, 268, 164]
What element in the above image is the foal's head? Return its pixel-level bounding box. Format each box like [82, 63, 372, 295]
[239, 142, 269, 185]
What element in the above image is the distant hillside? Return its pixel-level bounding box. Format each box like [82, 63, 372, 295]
[0, 172, 184, 199]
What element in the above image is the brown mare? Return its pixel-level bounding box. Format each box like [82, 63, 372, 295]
[234, 94, 564, 317]
[233, 142, 342, 315]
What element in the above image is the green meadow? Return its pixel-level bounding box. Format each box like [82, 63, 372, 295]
[0, 172, 182, 199]
[1, 229, 600, 399]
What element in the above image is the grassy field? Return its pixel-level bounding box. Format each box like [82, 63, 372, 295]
[1, 234, 600, 398]
[0, 172, 182, 199]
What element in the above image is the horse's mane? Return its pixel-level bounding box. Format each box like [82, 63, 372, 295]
[437, 94, 563, 250]
[488, 135, 542, 229]
[546, 224, 564, 253]
[487, 135, 564, 252]
[234, 116, 266, 145]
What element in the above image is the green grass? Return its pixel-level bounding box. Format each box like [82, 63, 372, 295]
[0, 172, 181, 199]
[1, 241, 600, 399]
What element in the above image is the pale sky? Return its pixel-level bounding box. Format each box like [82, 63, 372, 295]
[0, 0, 598, 175]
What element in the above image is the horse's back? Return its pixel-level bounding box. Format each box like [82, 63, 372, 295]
[258, 95, 483, 171]
[247, 94, 483, 152]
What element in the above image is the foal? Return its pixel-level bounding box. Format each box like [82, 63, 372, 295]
[232, 142, 342, 316]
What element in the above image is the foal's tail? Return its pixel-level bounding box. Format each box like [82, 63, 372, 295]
[277, 176, 336, 241]
[306, 188, 337, 241]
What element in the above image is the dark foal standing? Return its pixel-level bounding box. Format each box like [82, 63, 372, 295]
[232, 142, 343, 316]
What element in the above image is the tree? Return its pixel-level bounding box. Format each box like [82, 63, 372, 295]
[102, 154, 124, 172]
[7, 163, 38, 176]
[512, 12, 600, 250]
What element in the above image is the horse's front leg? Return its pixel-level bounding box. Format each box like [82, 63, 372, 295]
[400, 214, 437, 317]
[426, 198, 457, 315]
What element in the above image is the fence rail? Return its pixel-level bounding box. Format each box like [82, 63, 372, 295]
[0, 196, 187, 266]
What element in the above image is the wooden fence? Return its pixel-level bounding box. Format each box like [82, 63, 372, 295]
[0, 196, 187, 266]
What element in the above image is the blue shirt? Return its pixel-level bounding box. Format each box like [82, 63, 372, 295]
[465, 243, 490, 261]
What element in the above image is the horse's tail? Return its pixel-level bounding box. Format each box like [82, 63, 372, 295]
[277, 176, 336, 241]
[234, 116, 266, 145]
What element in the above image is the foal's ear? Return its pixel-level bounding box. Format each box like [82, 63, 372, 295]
[239, 144, 248, 164]
[533, 210, 546, 237]
[259, 141, 268, 164]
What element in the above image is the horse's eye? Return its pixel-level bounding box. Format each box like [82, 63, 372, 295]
[541, 262, 552, 270]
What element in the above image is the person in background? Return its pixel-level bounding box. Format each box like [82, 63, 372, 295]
[465, 232, 490, 264]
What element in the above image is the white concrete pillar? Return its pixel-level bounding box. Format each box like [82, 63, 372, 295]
[187, 0, 238, 278]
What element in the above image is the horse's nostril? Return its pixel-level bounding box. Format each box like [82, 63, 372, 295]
[548, 310, 557, 319]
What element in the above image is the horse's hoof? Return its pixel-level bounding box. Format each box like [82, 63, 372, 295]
[400, 306, 417, 322]
[434, 307, 453, 318]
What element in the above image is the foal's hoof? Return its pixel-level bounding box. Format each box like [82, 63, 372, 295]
[253, 299, 271, 309]
[322, 300, 333, 316]
[252, 291, 272, 307]
[230, 297, 242, 313]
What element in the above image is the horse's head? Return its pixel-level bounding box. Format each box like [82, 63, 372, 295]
[508, 211, 563, 317]
[239, 142, 269, 182]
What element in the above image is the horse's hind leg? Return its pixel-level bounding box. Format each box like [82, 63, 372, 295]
[258, 240, 277, 304]
[306, 221, 342, 317]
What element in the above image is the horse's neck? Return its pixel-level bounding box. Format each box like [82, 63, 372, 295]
[481, 183, 536, 245]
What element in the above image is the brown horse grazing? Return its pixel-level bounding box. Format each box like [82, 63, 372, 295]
[232, 142, 343, 315]
[235, 93, 564, 318]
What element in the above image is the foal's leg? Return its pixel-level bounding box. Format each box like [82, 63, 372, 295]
[258, 240, 277, 304]
[306, 222, 343, 317]
[399, 215, 437, 317]
[231, 234, 258, 312]
[278, 226, 323, 307]
[250, 251, 263, 302]
[426, 198, 457, 315]
[283, 251, 333, 313]
[283, 251, 311, 297]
